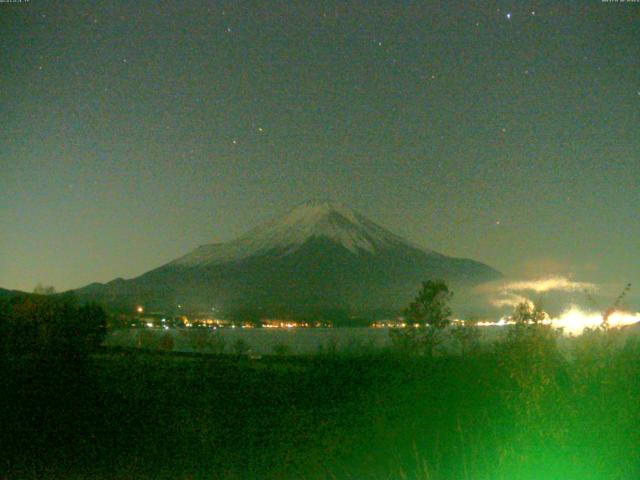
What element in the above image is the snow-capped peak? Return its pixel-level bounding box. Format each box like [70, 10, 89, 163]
[170, 201, 426, 267]
[278, 200, 362, 226]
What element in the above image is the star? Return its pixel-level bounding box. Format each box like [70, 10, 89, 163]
[506, 12, 512, 20]
[232, 139, 238, 145]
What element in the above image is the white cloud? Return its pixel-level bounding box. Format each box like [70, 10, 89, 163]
[500, 276, 597, 294]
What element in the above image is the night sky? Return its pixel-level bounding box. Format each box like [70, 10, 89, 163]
[1, 1, 638, 302]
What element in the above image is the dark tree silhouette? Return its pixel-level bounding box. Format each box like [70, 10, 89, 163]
[33, 283, 56, 295]
[404, 279, 453, 329]
[390, 279, 453, 357]
[0, 294, 107, 360]
[76, 303, 108, 352]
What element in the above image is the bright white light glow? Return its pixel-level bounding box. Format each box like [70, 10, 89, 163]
[475, 306, 640, 336]
[551, 307, 640, 336]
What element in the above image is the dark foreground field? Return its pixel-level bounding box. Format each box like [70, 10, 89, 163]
[2, 336, 640, 480]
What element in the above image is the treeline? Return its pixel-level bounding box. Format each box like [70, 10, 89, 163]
[0, 293, 107, 361]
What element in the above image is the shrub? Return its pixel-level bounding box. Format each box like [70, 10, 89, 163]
[450, 317, 481, 356]
[496, 302, 563, 424]
[189, 328, 211, 351]
[232, 338, 250, 355]
[272, 343, 291, 356]
[208, 331, 226, 354]
[136, 329, 159, 350]
[189, 328, 226, 354]
[158, 332, 175, 352]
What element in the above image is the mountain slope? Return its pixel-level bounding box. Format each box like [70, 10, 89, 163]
[75, 201, 501, 319]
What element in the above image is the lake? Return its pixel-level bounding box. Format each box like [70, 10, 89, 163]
[104, 324, 640, 356]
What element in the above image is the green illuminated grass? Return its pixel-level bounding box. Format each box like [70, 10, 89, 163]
[1, 330, 639, 479]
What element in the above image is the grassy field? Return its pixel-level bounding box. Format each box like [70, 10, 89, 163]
[2, 330, 640, 479]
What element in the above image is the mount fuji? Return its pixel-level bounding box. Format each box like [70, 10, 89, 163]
[75, 201, 501, 321]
